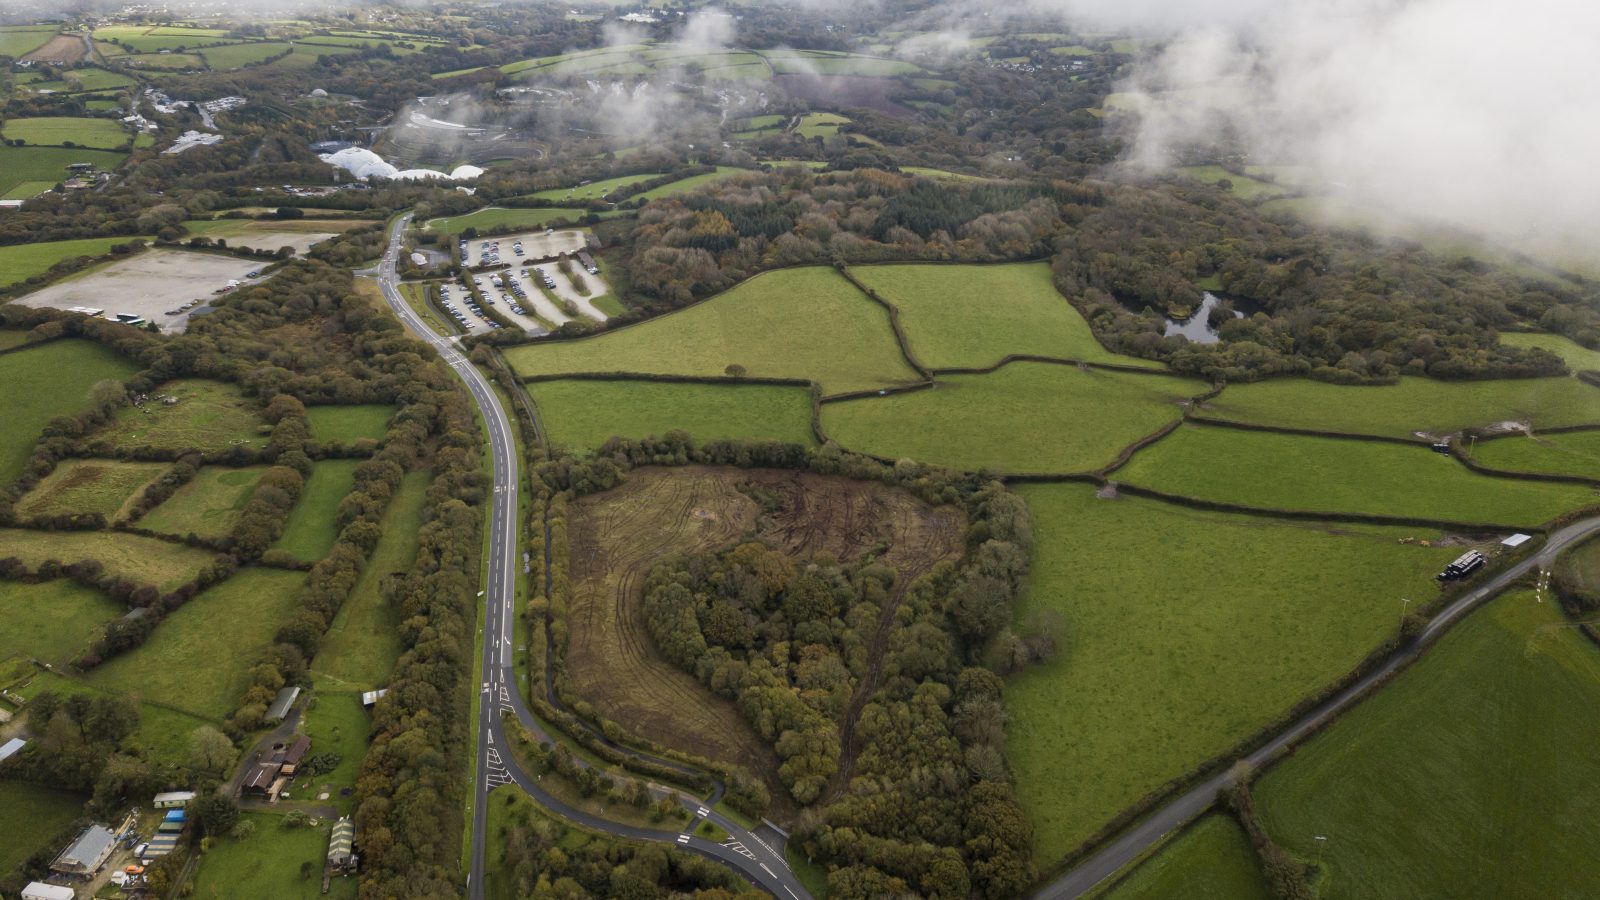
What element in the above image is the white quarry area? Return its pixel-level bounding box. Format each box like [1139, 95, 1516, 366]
[319, 147, 483, 182]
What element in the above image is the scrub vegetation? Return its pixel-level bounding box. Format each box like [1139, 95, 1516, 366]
[95, 379, 267, 453]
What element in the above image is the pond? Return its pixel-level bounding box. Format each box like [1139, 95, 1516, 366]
[1163, 292, 1244, 344]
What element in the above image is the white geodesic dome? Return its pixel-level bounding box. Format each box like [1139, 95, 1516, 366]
[320, 148, 483, 182]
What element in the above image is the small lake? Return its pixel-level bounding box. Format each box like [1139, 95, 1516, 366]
[1164, 292, 1244, 344]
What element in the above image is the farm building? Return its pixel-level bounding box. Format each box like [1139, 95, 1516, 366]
[360, 688, 388, 708]
[143, 816, 183, 859]
[0, 736, 26, 763]
[266, 685, 301, 722]
[242, 735, 312, 798]
[50, 824, 116, 877]
[576, 250, 598, 274]
[21, 883, 76, 900]
[281, 735, 310, 775]
[328, 817, 357, 873]
[152, 790, 194, 809]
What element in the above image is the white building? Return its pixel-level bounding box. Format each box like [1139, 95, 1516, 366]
[22, 883, 76, 900]
[153, 791, 195, 809]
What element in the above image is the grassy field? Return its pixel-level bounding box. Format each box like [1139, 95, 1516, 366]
[138, 466, 266, 539]
[273, 459, 361, 563]
[1, 116, 130, 149]
[1177, 165, 1291, 201]
[189, 811, 357, 900]
[1007, 483, 1456, 862]
[530, 379, 816, 451]
[505, 267, 920, 394]
[0, 579, 123, 667]
[1, 180, 55, 200]
[1099, 814, 1271, 900]
[763, 51, 918, 77]
[0, 780, 84, 875]
[528, 171, 664, 201]
[1501, 331, 1600, 371]
[0, 329, 29, 350]
[823, 362, 1200, 473]
[848, 261, 1163, 369]
[200, 40, 292, 68]
[1471, 429, 1600, 478]
[86, 567, 305, 718]
[310, 472, 429, 691]
[1256, 593, 1600, 899]
[7, 669, 213, 764]
[794, 112, 850, 138]
[1118, 424, 1599, 525]
[298, 689, 371, 814]
[0, 26, 55, 58]
[98, 378, 266, 452]
[1205, 375, 1600, 438]
[632, 167, 748, 200]
[0, 235, 153, 286]
[0, 144, 127, 198]
[0, 338, 139, 484]
[14, 459, 169, 520]
[0, 528, 219, 590]
[425, 206, 608, 233]
[306, 404, 392, 444]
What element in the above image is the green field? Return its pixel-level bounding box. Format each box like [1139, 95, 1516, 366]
[0, 116, 128, 150]
[1099, 814, 1271, 900]
[1206, 375, 1600, 438]
[190, 811, 357, 900]
[528, 171, 664, 201]
[632, 167, 748, 201]
[1471, 429, 1600, 478]
[1007, 483, 1456, 861]
[0, 144, 128, 202]
[1118, 424, 1599, 525]
[0, 329, 29, 351]
[0, 26, 55, 59]
[505, 267, 920, 394]
[138, 466, 266, 539]
[86, 568, 305, 718]
[98, 378, 266, 452]
[1256, 593, 1600, 898]
[763, 51, 918, 77]
[200, 40, 292, 68]
[1, 180, 55, 200]
[823, 362, 1199, 473]
[0, 528, 219, 591]
[30, 67, 138, 94]
[14, 459, 168, 520]
[307, 404, 393, 444]
[7, 669, 213, 764]
[426, 206, 606, 234]
[848, 262, 1162, 369]
[530, 379, 817, 451]
[0, 339, 139, 484]
[127, 52, 206, 70]
[0, 780, 84, 874]
[0, 579, 123, 667]
[298, 689, 371, 814]
[0, 235, 150, 283]
[273, 459, 360, 563]
[1176, 165, 1291, 201]
[794, 112, 850, 139]
[1501, 331, 1600, 372]
[92, 24, 238, 52]
[310, 472, 428, 691]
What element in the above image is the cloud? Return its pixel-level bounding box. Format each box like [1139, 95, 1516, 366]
[1117, 0, 1600, 250]
[676, 8, 737, 51]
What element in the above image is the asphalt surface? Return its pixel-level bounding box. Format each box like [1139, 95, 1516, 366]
[374, 216, 809, 900]
[1037, 514, 1600, 899]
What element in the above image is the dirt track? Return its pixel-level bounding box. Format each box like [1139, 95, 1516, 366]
[566, 466, 965, 819]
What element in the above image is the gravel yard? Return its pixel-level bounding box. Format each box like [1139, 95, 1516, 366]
[11, 249, 266, 333]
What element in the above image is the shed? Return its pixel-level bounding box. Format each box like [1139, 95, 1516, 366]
[22, 883, 76, 900]
[360, 688, 387, 708]
[0, 737, 26, 763]
[327, 817, 357, 872]
[1502, 533, 1533, 548]
[152, 790, 194, 809]
[163, 809, 186, 823]
[51, 825, 116, 876]
[242, 760, 280, 796]
[281, 735, 311, 774]
[266, 685, 301, 722]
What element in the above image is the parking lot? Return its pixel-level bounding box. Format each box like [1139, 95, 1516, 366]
[11, 250, 266, 333]
[460, 229, 589, 268]
[434, 281, 500, 334]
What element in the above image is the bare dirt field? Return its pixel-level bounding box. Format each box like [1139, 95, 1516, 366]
[565, 465, 965, 819]
[462, 229, 588, 267]
[12, 249, 264, 333]
[24, 34, 87, 65]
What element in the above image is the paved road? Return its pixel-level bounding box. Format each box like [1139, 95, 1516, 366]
[374, 216, 809, 900]
[1038, 514, 1600, 899]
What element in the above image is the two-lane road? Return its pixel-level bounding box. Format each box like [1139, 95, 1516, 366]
[1037, 513, 1600, 899]
[372, 215, 808, 900]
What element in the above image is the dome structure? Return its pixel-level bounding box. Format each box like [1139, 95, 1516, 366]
[320, 148, 482, 182]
